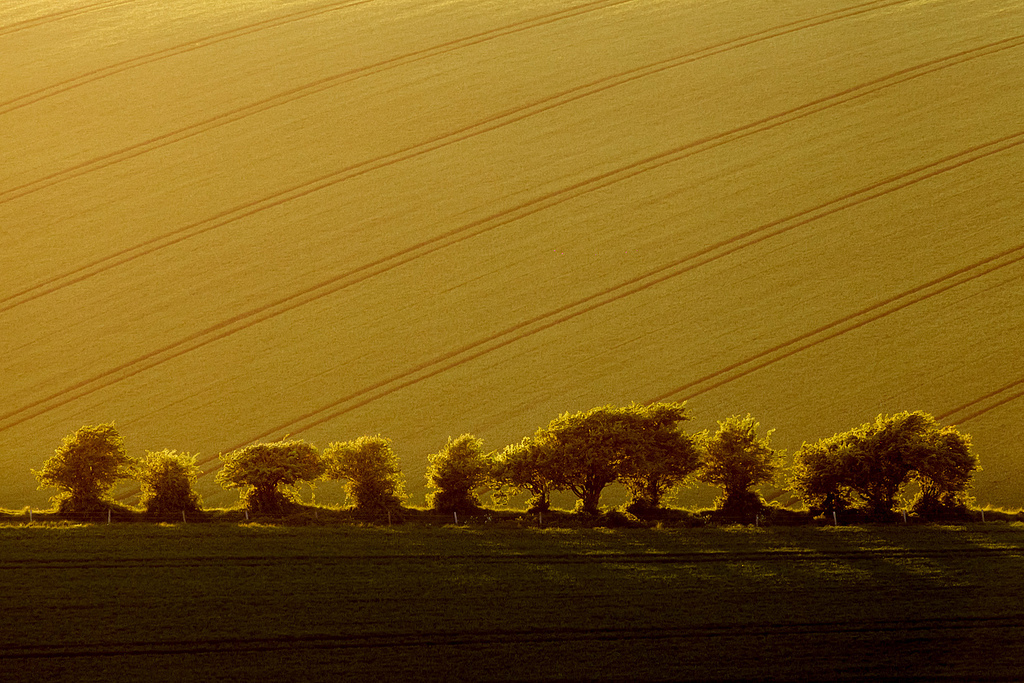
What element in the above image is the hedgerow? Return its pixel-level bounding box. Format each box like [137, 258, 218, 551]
[26, 406, 983, 524]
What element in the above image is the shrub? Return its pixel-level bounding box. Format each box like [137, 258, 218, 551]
[138, 449, 202, 516]
[34, 423, 133, 513]
[792, 411, 979, 519]
[216, 439, 323, 514]
[697, 415, 782, 519]
[323, 436, 405, 512]
[426, 434, 492, 514]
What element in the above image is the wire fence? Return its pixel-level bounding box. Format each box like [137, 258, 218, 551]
[6, 506, 1013, 527]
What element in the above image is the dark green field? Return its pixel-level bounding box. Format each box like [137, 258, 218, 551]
[1, 523, 1023, 681]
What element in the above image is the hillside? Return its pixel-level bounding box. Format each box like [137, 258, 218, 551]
[1, 0, 1022, 510]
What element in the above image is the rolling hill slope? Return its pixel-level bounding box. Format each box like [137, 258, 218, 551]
[1, 0, 1021, 509]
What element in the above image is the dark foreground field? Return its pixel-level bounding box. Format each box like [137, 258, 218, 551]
[1, 523, 1022, 682]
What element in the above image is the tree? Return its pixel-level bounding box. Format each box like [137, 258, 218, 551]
[216, 439, 323, 513]
[490, 437, 556, 513]
[912, 424, 978, 516]
[138, 449, 202, 516]
[787, 433, 853, 515]
[792, 411, 979, 519]
[492, 403, 699, 516]
[615, 403, 701, 515]
[534, 406, 631, 515]
[323, 435, 405, 512]
[698, 415, 782, 518]
[425, 434, 492, 514]
[34, 423, 133, 513]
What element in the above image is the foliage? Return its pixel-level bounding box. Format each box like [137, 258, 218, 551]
[493, 402, 699, 515]
[34, 423, 133, 513]
[323, 435, 406, 512]
[614, 402, 701, 515]
[792, 411, 979, 519]
[490, 437, 556, 512]
[697, 415, 782, 518]
[216, 439, 323, 514]
[425, 434, 493, 513]
[787, 433, 853, 515]
[138, 449, 202, 516]
[531, 406, 631, 515]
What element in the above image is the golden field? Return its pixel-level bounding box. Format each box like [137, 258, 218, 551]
[1, 0, 1022, 509]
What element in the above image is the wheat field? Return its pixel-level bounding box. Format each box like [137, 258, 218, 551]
[1, 0, 1022, 509]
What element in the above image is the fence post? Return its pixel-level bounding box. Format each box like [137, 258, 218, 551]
[182, 510, 187, 524]
[902, 511, 907, 524]
[539, 510, 543, 528]
[454, 511, 458, 525]
[833, 511, 838, 527]
[108, 509, 112, 525]
[981, 509, 986, 523]
[245, 509, 249, 521]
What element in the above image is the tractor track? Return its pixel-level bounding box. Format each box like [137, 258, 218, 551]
[3, 43, 1021, 450]
[1, 614, 1022, 660]
[0, 0, 935, 307]
[0, 0, 131, 37]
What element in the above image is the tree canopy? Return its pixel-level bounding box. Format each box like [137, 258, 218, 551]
[34, 423, 133, 513]
[500, 402, 696, 516]
[323, 435, 405, 513]
[138, 449, 202, 516]
[216, 439, 323, 513]
[614, 402, 700, 514]
[491, 437, 556, 513]
[698, 415, 782, 518]
[425, 434, 492, 514]
[792, 411, 979, 518]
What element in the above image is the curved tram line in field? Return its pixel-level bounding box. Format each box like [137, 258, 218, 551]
[0, 0, 132, 37]
[3, 121, 1023, 459]
[648, 246, 1024, 406]
[188, 138, 1023, 480]
[0, 33, 1018, 319]
[0, 0, 638, 200]
[939, 377, 1024, 425]
[0, 0, 936, 309]
[4, 544, 1024, 570]
[3, 543, 1024, 659]
[0, 0, 913, 207]
[0, 0, 378, 114]
[0, 0, 633, 163]
[0, 0, 646, 116]
[2, 614, 1021, 660]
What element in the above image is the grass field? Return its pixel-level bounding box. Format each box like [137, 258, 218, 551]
[1, 0, 1022, 511]
[1, 522, 1023, 681]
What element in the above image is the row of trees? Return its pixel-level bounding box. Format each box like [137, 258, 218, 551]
[33, 404, 980, 521]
